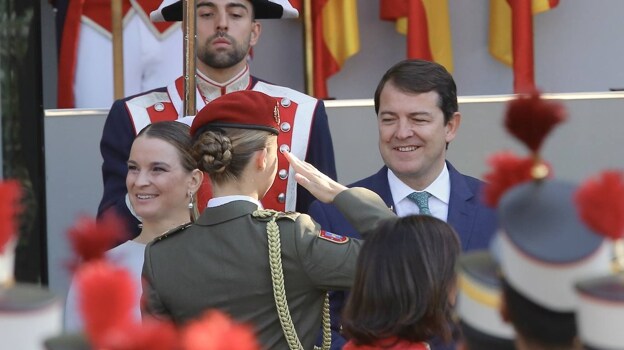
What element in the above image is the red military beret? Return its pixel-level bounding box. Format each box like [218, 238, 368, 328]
[190, 90, 280, 137]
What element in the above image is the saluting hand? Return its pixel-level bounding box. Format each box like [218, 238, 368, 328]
[284, 151, 347, 203]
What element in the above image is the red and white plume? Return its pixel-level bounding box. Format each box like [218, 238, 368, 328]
[97, 317, 179, 350]
[76, 260, 137, 347]
[504, 90, 567, 154]
[181, 310, 260, 350]
[482, 91, 564, 207]
[67, 211, 127, 267]
[575, 170, 624, 240]
[0, 180, 22, 253]
[482, 151, 551, 207]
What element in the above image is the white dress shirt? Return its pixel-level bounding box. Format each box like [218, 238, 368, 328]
[388, 164, 451, 221]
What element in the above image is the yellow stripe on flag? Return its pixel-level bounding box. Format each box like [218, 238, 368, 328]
[392, 1, 453, 72]
[321, 0, 360, 66]
[489, 0, 513, 66]
[422, 0, 453, 72]
[395, 17, 408, 35]
[489, 0, 557, 67]
[532, 0, 554, 13]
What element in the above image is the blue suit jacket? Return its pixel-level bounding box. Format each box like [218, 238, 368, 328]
[308, 162, 498, 350]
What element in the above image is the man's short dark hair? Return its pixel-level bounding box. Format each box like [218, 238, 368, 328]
[373, 59, 458, 124]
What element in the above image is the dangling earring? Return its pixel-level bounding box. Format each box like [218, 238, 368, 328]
[189, 192, 199, 222]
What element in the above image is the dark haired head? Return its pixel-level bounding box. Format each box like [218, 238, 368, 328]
[502, 279, 578, 349]
[459, 321, 516, 350]
[374, 59, 458, 124]
[137, 121, 197, 172]
[342, 215, 461, 346]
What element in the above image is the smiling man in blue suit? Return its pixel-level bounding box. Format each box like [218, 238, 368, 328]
[309, 59, 498, 350]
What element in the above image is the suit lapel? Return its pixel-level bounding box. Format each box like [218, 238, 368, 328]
[361, 167, 396, 213]
[446, 162, 477, 249]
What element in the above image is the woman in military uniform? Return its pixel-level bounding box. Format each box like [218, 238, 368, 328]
[142, 90, 395, 350]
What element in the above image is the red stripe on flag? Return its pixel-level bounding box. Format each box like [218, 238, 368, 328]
[407, 0, 433, 60]
[380, 0, 433, 61]
[511, 0, 535, 93]
[57, 0, 85, 108]
[380, 0, 406, 20]
[312, 0, 340, 99]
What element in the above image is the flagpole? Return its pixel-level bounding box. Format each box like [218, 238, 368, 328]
[183, 0, 197, 116]
[111, 0, 124, 99]
[303, 0, 314, 96]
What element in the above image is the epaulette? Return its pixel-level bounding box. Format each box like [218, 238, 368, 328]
[275, 211, 300, 221]
[153, 222, 192, 242]
[252, 209, 300, 222]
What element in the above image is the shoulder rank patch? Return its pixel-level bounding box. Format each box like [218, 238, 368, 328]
[154, 222, 192, 242]
[276, 211, 300, 221]
[318, 230, 349, 244]
[253, 209, 300, 222]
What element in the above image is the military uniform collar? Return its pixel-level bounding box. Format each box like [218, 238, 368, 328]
[196, 65, 251, 104]
[207, 195, 263, 209]
[196, 200, 259, 226]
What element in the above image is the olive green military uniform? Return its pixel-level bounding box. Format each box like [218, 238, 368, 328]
[142, 187, 393, 349]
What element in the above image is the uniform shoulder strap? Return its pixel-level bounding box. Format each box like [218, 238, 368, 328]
[251, 210, 330, 350]
[252, 209, 300, 222]
[153, 222, 192, 242]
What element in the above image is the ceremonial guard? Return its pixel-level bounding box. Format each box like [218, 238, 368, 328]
[573, 169, 624, 350]
[98, 0, 337, 237]
[457, 92, 614, 350]
[142, 90, 393, 350]
[456, 251, 516, 350]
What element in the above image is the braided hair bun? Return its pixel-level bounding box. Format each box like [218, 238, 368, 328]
[192, 130, 232, 174]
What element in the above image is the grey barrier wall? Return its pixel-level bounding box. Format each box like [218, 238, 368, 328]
[44, 93, 624, 311]
[44, 109, 106, 300]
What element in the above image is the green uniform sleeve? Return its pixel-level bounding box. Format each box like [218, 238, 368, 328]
[290, 187, 396, 290]
[333, 187, 395, 236]
[141, 242, 171, 321]
[291, 215, 363, 290]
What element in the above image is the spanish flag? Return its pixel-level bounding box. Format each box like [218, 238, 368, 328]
[489, 0, 559, 92]
[380, 0, 453, 72]
[297, 0, 360, 99]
